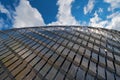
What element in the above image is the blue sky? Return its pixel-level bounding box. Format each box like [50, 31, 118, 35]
[0, 0, 120, 30]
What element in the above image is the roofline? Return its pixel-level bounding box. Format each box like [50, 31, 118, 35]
[1, 25, 120, 33]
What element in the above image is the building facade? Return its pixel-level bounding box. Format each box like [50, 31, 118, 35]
[0, 26, 120, 80]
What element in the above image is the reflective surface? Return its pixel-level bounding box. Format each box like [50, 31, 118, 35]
[0, 26, 120, 80]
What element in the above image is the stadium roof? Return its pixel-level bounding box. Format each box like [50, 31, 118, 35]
[0, 26, 120, 80]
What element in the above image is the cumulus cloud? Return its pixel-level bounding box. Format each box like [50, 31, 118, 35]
[0, 3, 11, 19]
[0, 3, 12, 29]
[48, 0, 79, 25]
[89, 11, 108, 28]
[13, 0, 45, 28]
[0, 3, 8, 14]
[106, 12, 120, 30]
[104, 0, 120, 11]
[84, 0, 95, 15]
[89, 10, 120, 31]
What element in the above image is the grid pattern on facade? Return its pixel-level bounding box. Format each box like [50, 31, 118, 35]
[0, 26, 120, 80]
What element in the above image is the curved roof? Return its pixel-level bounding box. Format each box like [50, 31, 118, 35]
[0, 26, 120, 80]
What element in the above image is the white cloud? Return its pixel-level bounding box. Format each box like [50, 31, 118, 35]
[13, 0, 45, 28]
[0, 3, 11, 19]
[104, 0, 120, 11]
[0, 3, 7, 29]
[84, 0, 95, 15]
[106, 12, 120, 30]
[98, 8, 103, 13]
[0, 3, 12, 29]
[89, 10, 120, 31]
[107, 12, 119, 19]
[0, 3, 9, 14]
[48, 0, 79, 25]
[89, 11, 108, 28]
